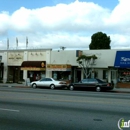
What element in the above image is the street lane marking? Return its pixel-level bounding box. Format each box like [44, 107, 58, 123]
[0, 108, 20, 112]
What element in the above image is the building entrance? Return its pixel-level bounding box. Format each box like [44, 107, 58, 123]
[75, 69, 81, 82]
[7, 66, 23, 83]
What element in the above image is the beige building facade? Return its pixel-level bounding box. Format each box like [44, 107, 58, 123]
[0, 49, 52, 83]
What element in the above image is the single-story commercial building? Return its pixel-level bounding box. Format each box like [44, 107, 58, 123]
[0, 48, 130, 87]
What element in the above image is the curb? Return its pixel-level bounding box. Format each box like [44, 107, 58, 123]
[14, 86, 31, 88]
[110, 88, 130, 93]
[0, 85, 31, 88]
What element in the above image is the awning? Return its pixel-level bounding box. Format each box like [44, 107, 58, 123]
[21, 61, 46, 71]
[47, 64, 71, 71]
[114, 51, 130, 68]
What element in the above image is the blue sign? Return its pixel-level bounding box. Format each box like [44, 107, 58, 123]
[114, 51, 130, 68]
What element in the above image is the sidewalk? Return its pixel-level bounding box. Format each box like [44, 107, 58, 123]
[110, 87, 130, 93]
[0, 83, 31, 88]
[0, 83, 130, 93]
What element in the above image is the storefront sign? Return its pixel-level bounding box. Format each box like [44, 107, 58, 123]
[47, 64, 71, 71]
[21, 67, 45, 71]
[114, 51, 130, 68]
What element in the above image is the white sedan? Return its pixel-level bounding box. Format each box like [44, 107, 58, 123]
[30, 78, 67, 89]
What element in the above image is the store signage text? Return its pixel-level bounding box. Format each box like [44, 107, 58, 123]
[21, 67, 45, 71]
[120, 57, 130, 65]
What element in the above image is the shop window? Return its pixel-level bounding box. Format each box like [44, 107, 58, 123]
[118, 69, 130, 82]
[52, 71, 71, 81]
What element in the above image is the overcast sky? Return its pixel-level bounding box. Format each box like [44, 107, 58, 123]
[0, 0, 130, 50]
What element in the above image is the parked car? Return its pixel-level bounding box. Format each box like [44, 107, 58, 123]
[68, 78, 114, 92]
[31, 78, 67, 89]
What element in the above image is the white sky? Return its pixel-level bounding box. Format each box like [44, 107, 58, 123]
[0, 0, 130, 50]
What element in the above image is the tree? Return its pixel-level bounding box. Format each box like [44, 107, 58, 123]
[77, 54, 97, 78]
[89, 32, 111, 50]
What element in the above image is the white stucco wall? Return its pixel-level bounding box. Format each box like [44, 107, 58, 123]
[50, 49, 117, 68]
[83, 49, 117, 68]
[27, 51, 46, 61]
[97, 69, 103, 79]
[46, 50, 51, 77]
[50, 50, 78, 65]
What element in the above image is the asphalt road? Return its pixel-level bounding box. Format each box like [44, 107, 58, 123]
[0, 87, 130, 130]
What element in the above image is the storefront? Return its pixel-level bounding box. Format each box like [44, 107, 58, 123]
[6, 52, 24, 83]
[7, 66, 22, 83]
[1, 48, 130, 87]
[114, 51, 130, 83]
[21, 61, 46, 82]
[47, 64, 71, 83]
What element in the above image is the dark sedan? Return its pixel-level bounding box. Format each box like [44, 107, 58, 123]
[68, 78, 114, 92]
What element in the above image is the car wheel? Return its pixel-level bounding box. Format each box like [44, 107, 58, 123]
[69, 85, 74, 90]
[32, 83, 37, 89]
[96, 86, 101, 92]
[50, 84, 55, 89]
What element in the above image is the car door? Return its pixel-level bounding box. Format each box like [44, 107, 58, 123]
[87, 79, 98, 88]
[45, 78, 53, 87]
[38, 78, 46, 87]
[73, 80, 84, 88]
[80, 79, 89, 88]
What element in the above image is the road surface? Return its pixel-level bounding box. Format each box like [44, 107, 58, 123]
[0, 87, 130, 130]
